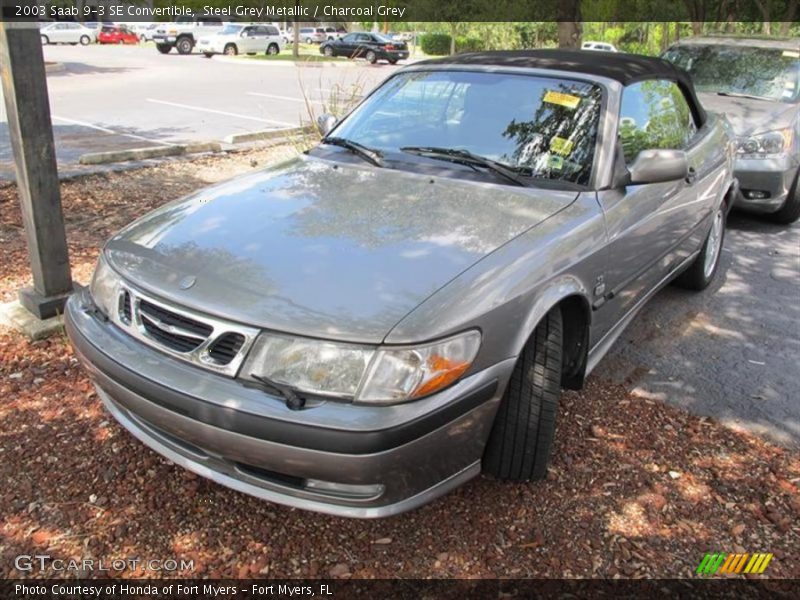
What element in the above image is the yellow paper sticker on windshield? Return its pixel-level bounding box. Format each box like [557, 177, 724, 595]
[544, 91, 581, 109]
[550, 136, 574, 156]
[782, 50, 800, 58]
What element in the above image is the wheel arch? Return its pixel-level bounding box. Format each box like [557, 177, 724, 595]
[511, 277, 592, 391]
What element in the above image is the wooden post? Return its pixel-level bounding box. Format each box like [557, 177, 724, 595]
[0, 20, 75, 319]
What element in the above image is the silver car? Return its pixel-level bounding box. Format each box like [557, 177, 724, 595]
[66, 50, 736, 518]
[663, 37, 800, 223]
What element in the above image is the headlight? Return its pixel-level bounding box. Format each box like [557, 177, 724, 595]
[89, 254, 121, 317]
[242, 330, 481, 405]
[737, 129, 793, 157]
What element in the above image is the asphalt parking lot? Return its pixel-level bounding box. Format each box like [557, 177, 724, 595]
[0, 44, 396, 179]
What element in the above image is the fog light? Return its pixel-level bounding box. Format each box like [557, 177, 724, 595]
[743, 190, 769, 200]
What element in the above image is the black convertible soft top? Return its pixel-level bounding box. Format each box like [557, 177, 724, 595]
[419, 49, 708, 126]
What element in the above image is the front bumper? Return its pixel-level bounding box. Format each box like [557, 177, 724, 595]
[733, 155, 798, 213]
[65, 292, 512, 518]
[152, 35, 177, 44]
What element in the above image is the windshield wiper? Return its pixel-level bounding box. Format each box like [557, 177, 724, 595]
[716, 91, 771, 101]
[249, 374, 306, 411]
[323, 136, 384, 167]
[400, 146, 528, 187]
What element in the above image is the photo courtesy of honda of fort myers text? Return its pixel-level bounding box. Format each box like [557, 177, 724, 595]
[0, 0, 799, 596]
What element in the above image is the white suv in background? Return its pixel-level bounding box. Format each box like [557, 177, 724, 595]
[197, 24, 284, 57]
[581, 41, 618, 52]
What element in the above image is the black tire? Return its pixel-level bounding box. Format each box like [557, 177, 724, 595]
[79, 35, 90, 45]
[41, 35, 49, 45]
[140, 35, 146, 42]
[768, 171, 800, 225]
[203, 52, 213, 58]
[176, 37, 193, 55]
[366, 50, 377, 64]
[484, 308, 563, 481]
[223, 44, 237, 56]
[246, 52, 256, 56]
[267, 43, 279, 55]
[673, 203, 726, 291]
[156, 43, 172, 54]
[389, 59, 398, 64]
[323, 45, 334, 57]
[305, 37, 312, 44]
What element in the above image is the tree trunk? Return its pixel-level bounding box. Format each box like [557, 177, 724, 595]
[557, 0, 583, 48]
[753, 0, 772, 34]
[779, 0, 797, 35]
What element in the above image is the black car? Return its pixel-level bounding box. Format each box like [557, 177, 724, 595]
[320, 32, 408, 64]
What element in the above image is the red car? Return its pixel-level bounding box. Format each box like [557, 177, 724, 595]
[98, 25, 138, 45]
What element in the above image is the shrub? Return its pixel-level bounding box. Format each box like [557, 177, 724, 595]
[420, 33, 452, 56]
[455, 36, 486, 53]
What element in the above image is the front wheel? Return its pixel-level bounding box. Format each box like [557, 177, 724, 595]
[41, 35, 49, 45]
[484, 308, 563, 481]
[267, 43, 279, 55]
[176, 37, 193, 55]
[768, 172, 800, 225]
[366, 50, 377, 64]
[156, 43, 172, 54]
[323, 45, 334, 57]
[79, 35, 90, 45]
[305, 37, 312, 44]
[674, 204, 726, 291]
[223, 44, 237, 56]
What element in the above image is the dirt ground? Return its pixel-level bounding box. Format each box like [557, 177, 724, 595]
[0, 148, 798, 579]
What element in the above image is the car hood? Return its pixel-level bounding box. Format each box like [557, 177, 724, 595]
[697, 92, 798, 136]
[105, 156, 578, 343]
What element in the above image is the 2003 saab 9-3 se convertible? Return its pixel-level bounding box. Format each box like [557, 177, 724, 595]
[66, 51, 737, 518]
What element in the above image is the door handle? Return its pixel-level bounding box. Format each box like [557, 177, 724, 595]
[686, 167, 697, 185]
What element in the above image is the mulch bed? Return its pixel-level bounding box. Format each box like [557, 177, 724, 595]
[1, 149, 798, 579]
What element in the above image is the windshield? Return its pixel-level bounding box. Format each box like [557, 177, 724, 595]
[663, 45, 800, 103]
[331, 70, 603, 186]
[220, 25, 242, 35]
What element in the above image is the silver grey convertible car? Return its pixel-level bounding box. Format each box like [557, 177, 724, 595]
[66, 51, 737, 517]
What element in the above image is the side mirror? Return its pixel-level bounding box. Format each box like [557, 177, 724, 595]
[627, 149, 689, 185]
[317, 113, 337, 137]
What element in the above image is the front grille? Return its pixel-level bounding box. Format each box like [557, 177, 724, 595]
[208, 333, 245, 365]
[118, 290, 132, 324]
[113, 286, 259, 377]
[138, 299, 213, 354]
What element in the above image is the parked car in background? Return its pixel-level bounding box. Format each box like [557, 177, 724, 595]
[136, 23, 159, 42]
[663, 37, 800, 223]
[197, 23, 284, 57]
[581, 41, 618, 52]
[40, 22, 94, 45]
[66, 50, 736, 518]
[98, 25, 139, 45]
[320, 32, 409, 64]
[323, 26, 346, 40]
[152, 15, 223, 54]
[298, 27, 326, 44]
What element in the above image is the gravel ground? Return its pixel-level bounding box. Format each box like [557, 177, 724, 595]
[1, 150, 799, 579]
